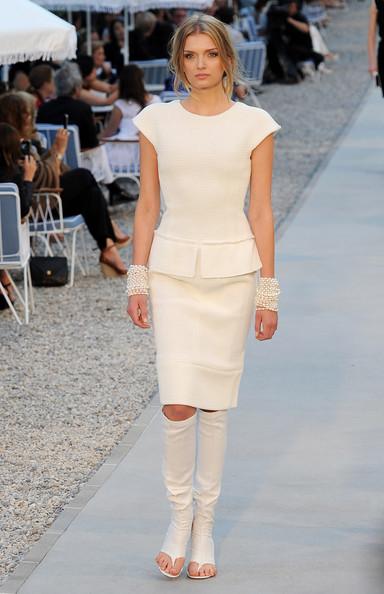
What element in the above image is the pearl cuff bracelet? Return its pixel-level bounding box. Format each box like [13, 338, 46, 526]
[126, 264, 149, 296]
[255, 276, 280, 312]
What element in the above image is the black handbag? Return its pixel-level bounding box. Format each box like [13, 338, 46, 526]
[30, 256, 68, 287]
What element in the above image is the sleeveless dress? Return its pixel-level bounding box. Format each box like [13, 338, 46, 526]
[132, 100, 281, 410]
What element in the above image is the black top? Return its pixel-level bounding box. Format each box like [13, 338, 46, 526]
[104, 41, 124, 74]
[0, 167, 33, 218]
[147, 21, 174, 59]
[286, 13, 312, 50]
[36, 96, 98, 150]
[375, 0, 384, 41]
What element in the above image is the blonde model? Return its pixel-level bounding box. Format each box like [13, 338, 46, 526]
[126, 13, 281, 580]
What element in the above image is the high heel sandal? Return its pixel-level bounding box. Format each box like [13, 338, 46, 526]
[99, 245, 127, 277]
[114, 235, 132, 250]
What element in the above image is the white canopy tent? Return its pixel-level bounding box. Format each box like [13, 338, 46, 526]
[0, 0, 77, 66]
[34, 0, 213, 62]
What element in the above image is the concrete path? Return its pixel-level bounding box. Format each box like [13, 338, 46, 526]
[4, 88, 384, 594]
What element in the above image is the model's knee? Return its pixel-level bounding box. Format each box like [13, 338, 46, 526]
[162, 404, 196, 421]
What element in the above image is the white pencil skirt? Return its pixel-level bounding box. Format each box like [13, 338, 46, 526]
[148, 250, 257, 410]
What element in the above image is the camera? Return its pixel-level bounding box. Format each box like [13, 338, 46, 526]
[20, 140, 31, 156]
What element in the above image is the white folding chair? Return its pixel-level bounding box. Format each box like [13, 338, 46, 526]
[0, 183, 34, 325]
[103, 138, 140, 194]
[236, 41, 267, 107]
[36, 124, 81, 170]
[29, 191, 88, 288]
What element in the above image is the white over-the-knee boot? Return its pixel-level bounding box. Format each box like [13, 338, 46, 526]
[187, 409, 228, 579]
[157, 410, 197, 578]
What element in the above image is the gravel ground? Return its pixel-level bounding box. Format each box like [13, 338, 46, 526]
[0, 0, 372, 583]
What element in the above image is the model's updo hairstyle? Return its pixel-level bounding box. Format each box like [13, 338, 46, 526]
[168, 14, 244, 98]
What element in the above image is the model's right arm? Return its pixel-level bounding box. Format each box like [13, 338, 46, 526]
[368, 1, 378, 75]
[127, 132, 160, 329]
[132, 132, 160, 265]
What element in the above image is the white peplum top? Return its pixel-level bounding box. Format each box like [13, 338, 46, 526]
[132, 99, 281, 278]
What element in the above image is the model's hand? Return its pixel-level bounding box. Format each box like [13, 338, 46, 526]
[127, 294, 151, 329]
[255, 309, 277, 340]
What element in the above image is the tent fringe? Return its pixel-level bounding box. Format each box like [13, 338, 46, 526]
[31, 1, 212, 11]
[1, 50, 76, 66]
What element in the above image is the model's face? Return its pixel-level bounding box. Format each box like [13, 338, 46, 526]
[183, 33, 226, 91]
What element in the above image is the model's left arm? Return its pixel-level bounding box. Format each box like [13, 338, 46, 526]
[247, 133, 278, 341]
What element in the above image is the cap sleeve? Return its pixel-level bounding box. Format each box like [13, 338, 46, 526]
[132, 104, 158, 148]
[249, 108, 281, 152]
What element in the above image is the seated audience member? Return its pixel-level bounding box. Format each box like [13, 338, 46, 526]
[168, 8, 189, 28]
[101, 65, 161, 174]
[266, 0, 324, 82]
[254, 0, 272, 38]
[215, 7, 247, 43]
[0, 123, 36, 309]
[9, 63, 30, 92]
[36, 63, 130, 203]
[129, 12, 156, 60]
[0, 92, 130, 276]
[92, 41, 117, 83]
[77, 55, 118, 106]
[104, 19, 125, 74]
[146, 11, 175, 59]
[28, 65, 56, 109]
[102, 65, 161, 140]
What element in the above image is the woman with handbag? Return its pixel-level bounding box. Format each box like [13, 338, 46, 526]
[126, 14, 281, 580]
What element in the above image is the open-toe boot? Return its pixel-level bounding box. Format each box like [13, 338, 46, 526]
[157, 410, 197, 578]
[187, 409, 228, 579]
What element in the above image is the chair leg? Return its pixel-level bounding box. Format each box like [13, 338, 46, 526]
[7, 273, 24, 305]
[0, 281, 22, 325]
[24, 265, 29, 324]
[27, 263, 35, 313]
[80, 227, 89, 276]
[69, 230, 77, 287]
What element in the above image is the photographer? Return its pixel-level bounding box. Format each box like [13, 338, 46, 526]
[266, 0, 324, 82]
[0, 122, 37, 309]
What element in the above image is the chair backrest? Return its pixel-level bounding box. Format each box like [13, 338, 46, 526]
[0, 183, 24, 265]
[104, 140, 140, 176]
[36, 124, 81, 170]
[131, 59, 170, 92]
[29, 191, 64, 236]
[238, 15, 260, 41]
[236, 41, 266, 87]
